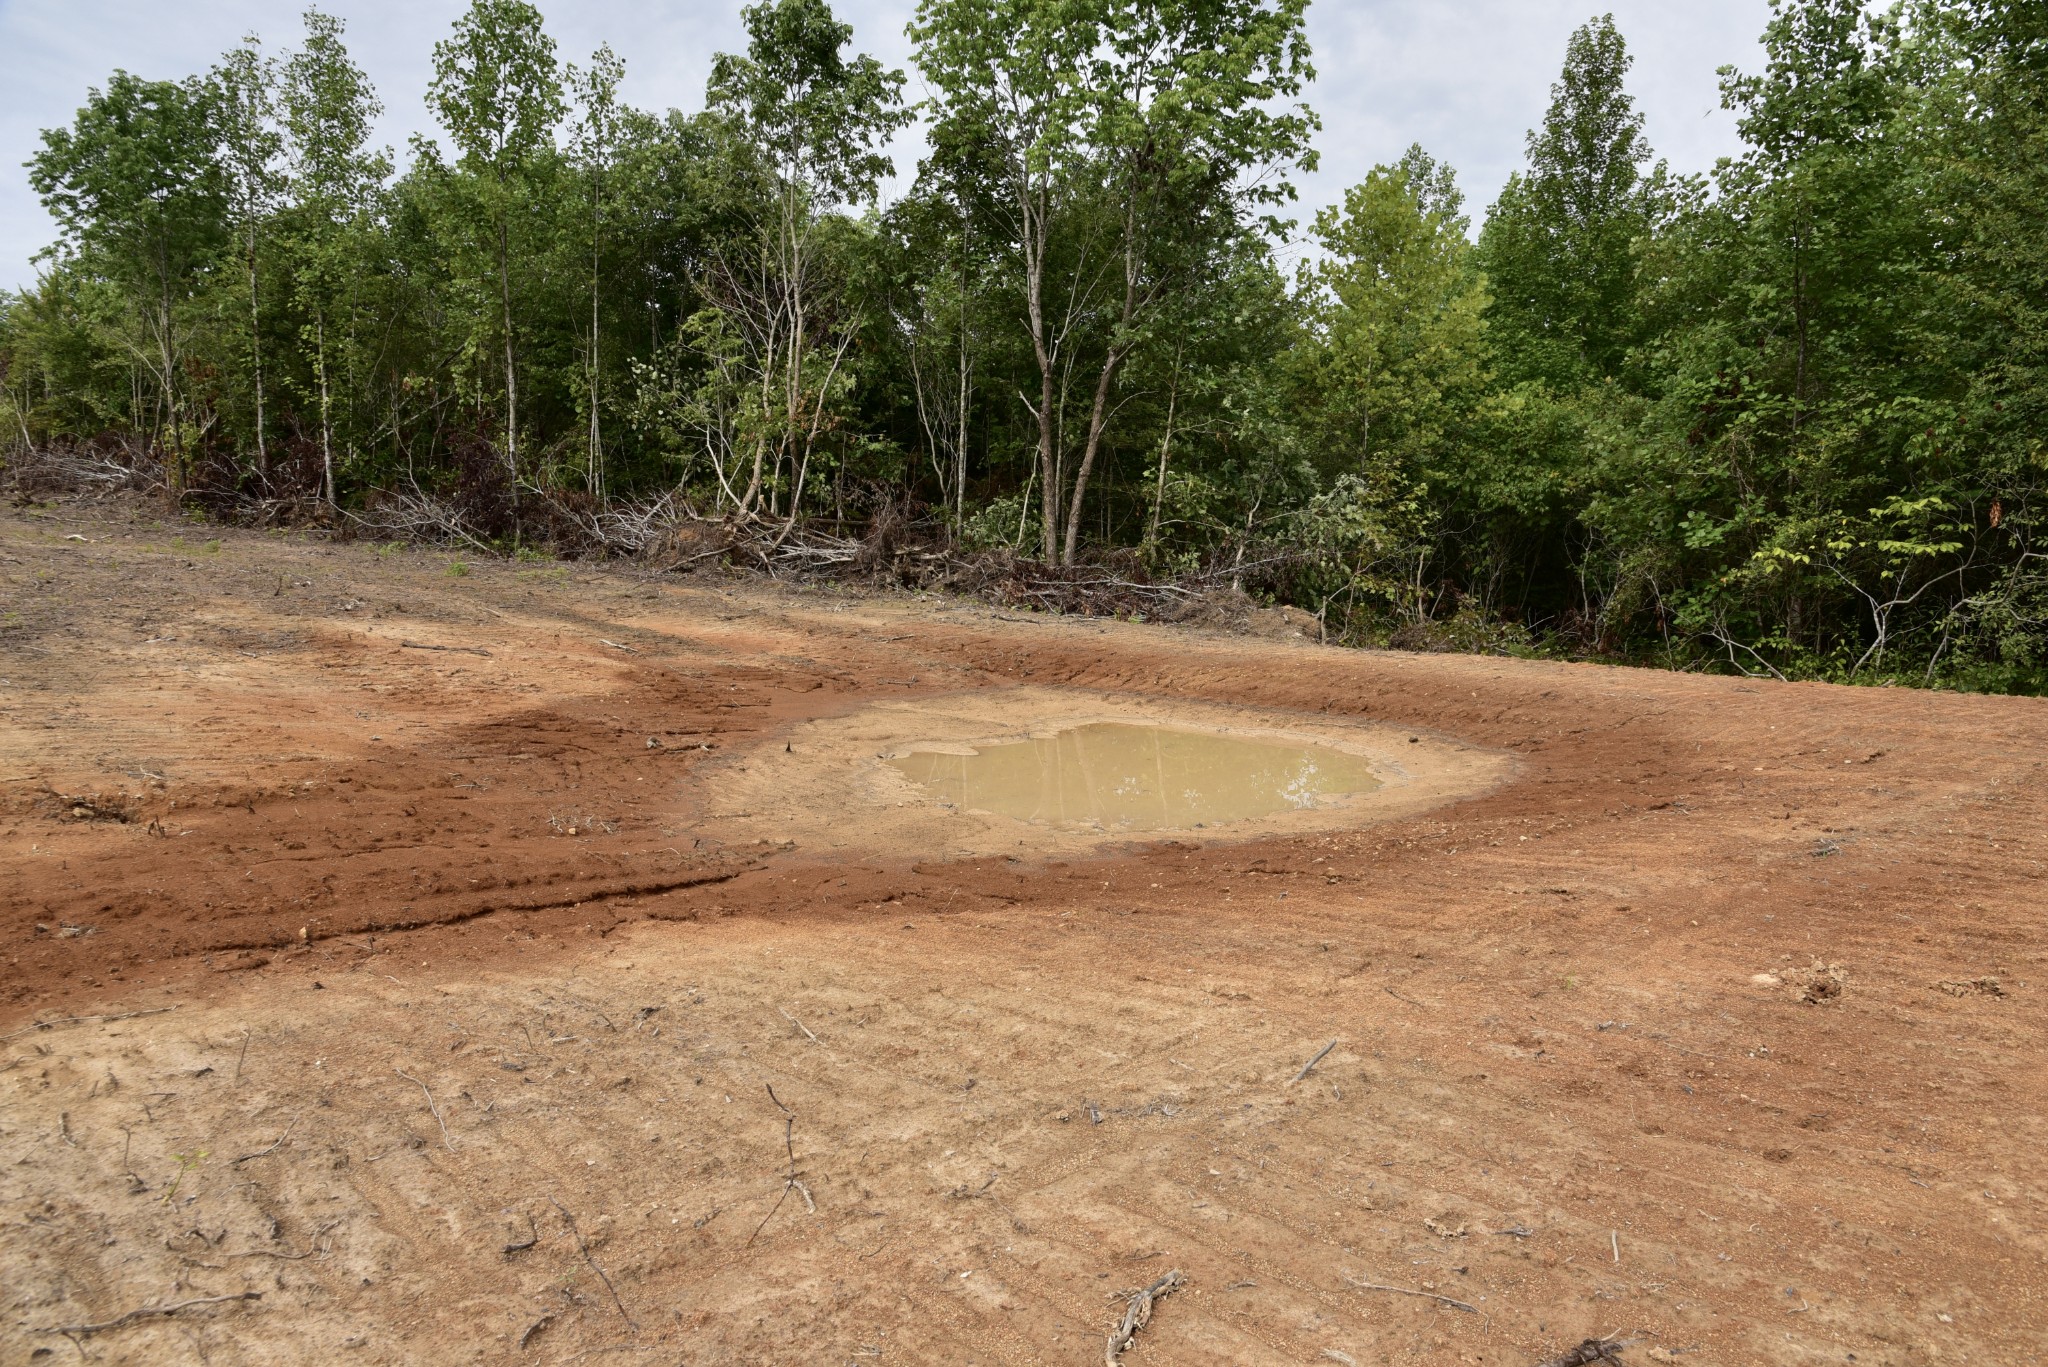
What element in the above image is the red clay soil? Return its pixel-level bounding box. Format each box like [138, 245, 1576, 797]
[2, 498, 2044, 1365]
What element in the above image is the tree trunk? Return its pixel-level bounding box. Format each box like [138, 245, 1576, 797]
[1145, 347, 1181, 549]
[156, 234, 178, 486]
[498, 200, 520, 532]
[1020, 183, 1059, 560]
[955, 208, 971, 533]
[249, 226, 267, 476]
[1061, 345, 1127, 566]
[1060, 221, 1144, 567]
[588, 274, 602, 501]
[317, 309, 334, 508]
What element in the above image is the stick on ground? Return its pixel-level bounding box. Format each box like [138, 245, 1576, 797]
[1, 1005, 179, 1043]
[43, 1290, 261, 1337]
[401, 640, 492, 657]
[231, 1113, 300, 1165]
[1106, 1269, 1185, 1365]
[1340, 1271, 1479, 1314]
[1290, 1039, 1338, 1084]
[394, 1068, 456, 1151]
[549, 1196, 636, 1330]
[747, 1083, 811, 1245]
[518, 1312, 556, 1350]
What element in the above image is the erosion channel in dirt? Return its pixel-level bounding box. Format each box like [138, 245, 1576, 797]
[2, 499, 2044, 1366]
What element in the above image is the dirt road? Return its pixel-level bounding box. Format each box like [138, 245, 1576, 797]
[3, 499, 2044, 1365]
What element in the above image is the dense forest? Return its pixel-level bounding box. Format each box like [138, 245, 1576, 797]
[3, 0, 2044, 690]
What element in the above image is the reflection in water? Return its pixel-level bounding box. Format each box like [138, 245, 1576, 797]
[886, 723, 1380, 831]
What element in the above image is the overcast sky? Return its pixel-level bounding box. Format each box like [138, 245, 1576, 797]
[0, 0, 1773, 290]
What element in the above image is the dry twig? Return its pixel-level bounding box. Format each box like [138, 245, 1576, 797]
[394, 1068, 456, 1150]
[1106, 1269, 1185, 1364]
[43, 1291, 261, 1337]
[1290, 1039, 1338, 1084]
[1, 1005, 179, 1042]
[229, 1218, 341, 1260]
[778, 1006, 820, 1043]
[503, 1212, 540, 1254]
[1339, 1271, 1479, 1314]
[549, 1197, 635, 1330]
[747, 1084, 815, 1245]
[519, 1313, 556, 1350]
[231, 1113, 300, 1165]
[401, 640, 492, 657]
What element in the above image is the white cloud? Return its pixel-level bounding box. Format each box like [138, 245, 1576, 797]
[0, 0, 1770, 290]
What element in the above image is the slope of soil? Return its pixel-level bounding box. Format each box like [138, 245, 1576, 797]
[2, 500, 2044, 1365]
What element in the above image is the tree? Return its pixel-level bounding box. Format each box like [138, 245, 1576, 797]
[914, 0, 1317, 563]
[1305, 146, 1487, 480]
[211, 35, 284, 474]
[429, 0, 564, 523]
[283, 8, 387, 507]
[28, 71, 225, 471]
[1479, 14, 1656, 388]
[701, 0, 907, 527]
[566, 44, 624, 501]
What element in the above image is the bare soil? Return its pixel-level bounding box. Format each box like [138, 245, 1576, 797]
[2, 499, 2044, 1366]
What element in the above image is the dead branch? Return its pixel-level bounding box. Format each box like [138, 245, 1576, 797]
[747, 1083, 812, 1245]
[1, 1005, 179, 1043]
[394, 1067, 456, 1151]
[401, 641, 493, 657]
[1339, 1271, 1479, 1314]
[1106, 1269, 1185, 1365]
[42, 1290, 262, 1336]
[778, 1006, 820, 1043]
[231, 1113, 300, 1165]
[504, 1212, 539, 1254]
[1290, 1039, 1338, 1085]
[549, 1196, 636, 1330]
[519, 1312, 556, 1350]
[228, 1218, 341, 1260]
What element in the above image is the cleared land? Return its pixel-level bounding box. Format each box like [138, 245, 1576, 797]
[2, 500, 2044, 1365]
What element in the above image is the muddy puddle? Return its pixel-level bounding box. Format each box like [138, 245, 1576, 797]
[886, 722, 1381, 831]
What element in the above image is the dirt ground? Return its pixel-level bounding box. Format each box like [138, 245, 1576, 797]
[2, 498, 2044, 1367]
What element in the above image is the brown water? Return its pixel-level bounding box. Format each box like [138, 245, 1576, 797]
[886, 723, 1381, 831]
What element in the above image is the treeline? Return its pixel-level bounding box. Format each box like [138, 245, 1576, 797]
[3, 0, 2045, 690]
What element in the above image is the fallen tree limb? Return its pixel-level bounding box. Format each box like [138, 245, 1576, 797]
[43, 1290, 261, 1336]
